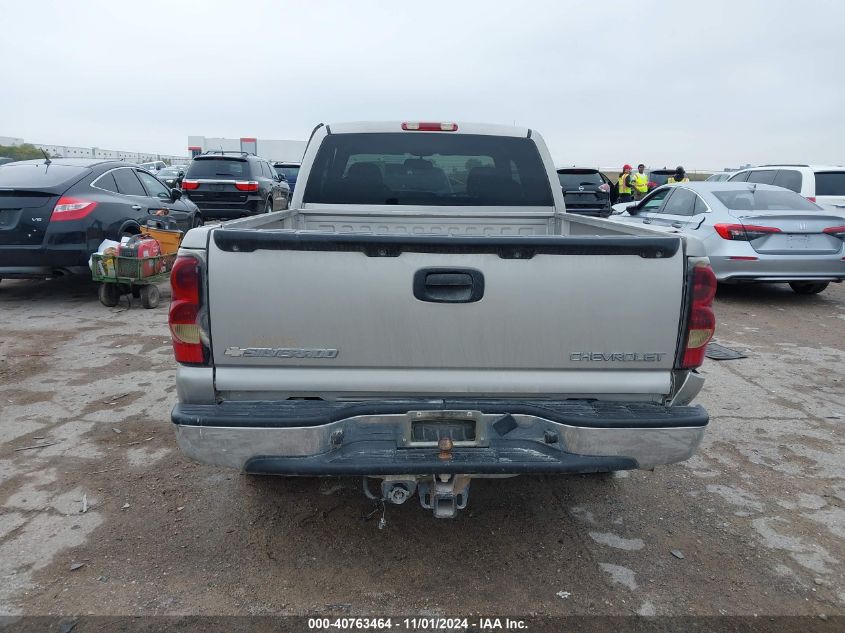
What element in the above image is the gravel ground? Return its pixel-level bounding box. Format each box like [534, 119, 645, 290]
[0, 276, 843, 617]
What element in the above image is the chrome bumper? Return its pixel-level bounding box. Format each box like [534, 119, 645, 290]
[172, 400, 708, 474]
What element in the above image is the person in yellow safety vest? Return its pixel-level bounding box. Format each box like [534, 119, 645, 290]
[632, 164, 649, 200]
[667, 166, 690, 184]
[617, 164, 633, 203]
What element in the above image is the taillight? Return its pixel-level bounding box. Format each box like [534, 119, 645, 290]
[51, 197, 97, 221]
[822, 225, 845, 239]
[714, 223, 781, 241]
[181, 180, 199, 190]
[168, 255, 206, 364]
[401, 122, 458, 132]
[680, 264, 717, 369]
[234, 181, 259, 191]
[597, 183, 611, 193]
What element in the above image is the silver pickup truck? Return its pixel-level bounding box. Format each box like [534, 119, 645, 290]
[168, 121, 717, 518]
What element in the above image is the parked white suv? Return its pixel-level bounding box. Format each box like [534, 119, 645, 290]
[728, 164, 845, 208]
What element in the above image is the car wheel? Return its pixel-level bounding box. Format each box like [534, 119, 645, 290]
[98, 283, 121, 307]
[789, 281, 828, 295]
[193, 215, 204, 228]
[120, 225, 140, 240]
[139, 284, 160, 309]
[264, 198, 273, 214]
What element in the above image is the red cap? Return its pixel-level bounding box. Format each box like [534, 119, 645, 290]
[623, 164, 632, 170]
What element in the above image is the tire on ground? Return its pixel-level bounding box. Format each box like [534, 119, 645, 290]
[789, 281, 828, 295]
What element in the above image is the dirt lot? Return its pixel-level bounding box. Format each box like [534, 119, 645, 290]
[0, 276, 843, 617]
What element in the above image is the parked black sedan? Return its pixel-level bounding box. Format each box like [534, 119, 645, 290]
[0, 158, 202, 280]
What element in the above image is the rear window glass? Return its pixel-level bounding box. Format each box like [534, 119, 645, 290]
[186, 158, 249, 179]
[0, 163, 90, 188]
[304, 133, 553, 206]
[729, 171, 750, 182]
[558, 170, 602, 189]
[649, 171, 672, 186]
[275, 166, 300, 180]
[814, 172, 845, 196]
[713, 189, 821, 211]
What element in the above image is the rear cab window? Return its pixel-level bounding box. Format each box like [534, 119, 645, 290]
[186, 158, 250, 180]
[303, 133, 553, 206]
[814, 172, 845, 196]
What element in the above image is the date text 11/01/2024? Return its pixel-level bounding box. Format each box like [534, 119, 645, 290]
[308, 618, 528, 630]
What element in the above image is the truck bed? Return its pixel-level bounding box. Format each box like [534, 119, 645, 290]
[214, 206, 665, 239]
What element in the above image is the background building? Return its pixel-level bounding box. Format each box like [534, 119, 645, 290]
[0, 135, 187, 164]
[187, 136, 307, 162]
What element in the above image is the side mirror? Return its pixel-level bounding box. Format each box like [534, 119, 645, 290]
[625, 203, 640, 215]
[277, 173, 287, 182]
[169, 188, 182, 201]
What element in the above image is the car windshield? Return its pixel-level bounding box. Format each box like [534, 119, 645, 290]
[713, 189, 821, 211]
[558, 170, 602, 189]
[186, 158, 249, 179]
[304, 133, 554, 206]
[274, 165, 300, 181]
[815, 172, 845, 196]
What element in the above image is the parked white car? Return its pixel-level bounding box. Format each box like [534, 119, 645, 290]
[139, 160, 167, 174]
[727, 164, 845, 208]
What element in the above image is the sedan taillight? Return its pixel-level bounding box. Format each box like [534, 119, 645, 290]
[822, 225, 845, 239]
[51, 197, 98, 221]
[714, 223, 781, 241]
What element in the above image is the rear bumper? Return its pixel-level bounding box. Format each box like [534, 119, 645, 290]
[171, 399, 708, 474]
[187, 197, 263, 219]
[710, 253, 845, 283]
[0, 244, 89, 277]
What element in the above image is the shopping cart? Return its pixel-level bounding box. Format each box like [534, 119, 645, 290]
[91, 223, 183, 308]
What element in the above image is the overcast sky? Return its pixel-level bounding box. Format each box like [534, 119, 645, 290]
[1, 0, 842, 170]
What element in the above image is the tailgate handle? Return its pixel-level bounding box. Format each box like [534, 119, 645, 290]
[413, 268, 484, 303]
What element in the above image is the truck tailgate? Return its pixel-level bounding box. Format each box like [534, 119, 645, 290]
[206, 230, 686, 399]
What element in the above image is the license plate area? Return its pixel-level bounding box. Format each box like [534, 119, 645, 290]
[412, 420, 476, 442]
[400, 410, 488, 448]
[0, 209, 22, 229]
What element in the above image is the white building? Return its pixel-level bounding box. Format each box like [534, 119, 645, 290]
[187, 136, 307, 162]
[0, 135, 187, 164]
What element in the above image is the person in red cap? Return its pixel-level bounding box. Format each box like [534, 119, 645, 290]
[617, 164, 634, 203]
